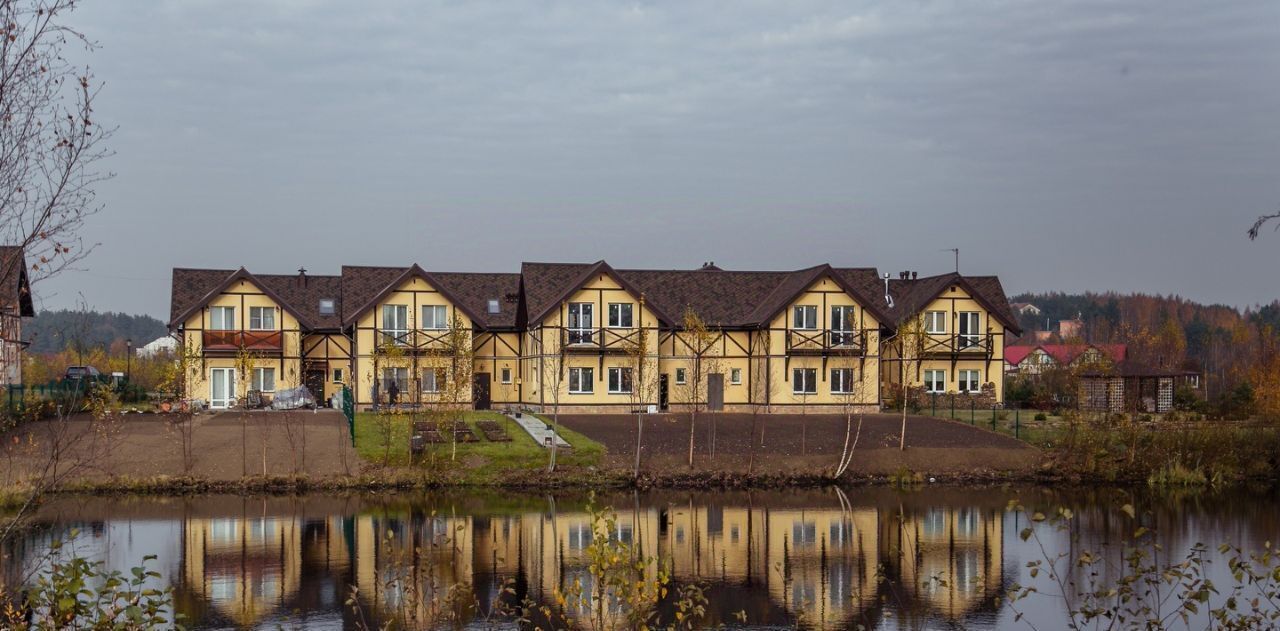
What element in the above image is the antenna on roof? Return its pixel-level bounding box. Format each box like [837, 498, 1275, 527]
[882, 273, 894, 308]
[941, 248, 959, 273]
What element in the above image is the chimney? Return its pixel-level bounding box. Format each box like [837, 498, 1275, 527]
[911, 271, 918, 280]
[297, 267, 307, 288]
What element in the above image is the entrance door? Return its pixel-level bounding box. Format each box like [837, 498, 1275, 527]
[304, 369, 326, 404]
[473, 373, 491, 410]
[707, 373, 724, 412]
[210, 367, 236, 409]
[659, 374, 670, 411]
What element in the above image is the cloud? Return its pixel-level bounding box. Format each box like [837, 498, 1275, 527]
[36, 0, 1280, 317]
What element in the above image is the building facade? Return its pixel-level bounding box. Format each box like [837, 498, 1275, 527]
[169, 261, 1021, 412]
[0, 247, 34, 386]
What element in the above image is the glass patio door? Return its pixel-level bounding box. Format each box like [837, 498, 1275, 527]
[210, 367, 237, 409]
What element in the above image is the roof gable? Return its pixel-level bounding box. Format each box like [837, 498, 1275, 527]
[523, 261, 674, 326]
[169, 268, 315, 329]
[341, 264, 493, 327]
[887, 273, 1021, 333]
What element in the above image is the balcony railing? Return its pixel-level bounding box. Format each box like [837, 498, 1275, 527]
[378, 328, 458, 352]
[921, 332, 994, 355]
[786, 329, 865, 355]
[561, 327, 644, 352]
[203, 330, 283, 352]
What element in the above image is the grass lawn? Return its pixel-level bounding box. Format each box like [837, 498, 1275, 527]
[354, 410, 604, 481]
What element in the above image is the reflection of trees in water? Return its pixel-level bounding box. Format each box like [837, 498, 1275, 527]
[6, 486, 1277, 628]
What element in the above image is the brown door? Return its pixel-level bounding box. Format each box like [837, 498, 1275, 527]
[707, 373, 724, 411]
[304, 369, 326, 404]
[473, 373, 491, 410]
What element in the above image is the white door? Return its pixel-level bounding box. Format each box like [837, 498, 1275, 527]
[210, 368, 236, 409]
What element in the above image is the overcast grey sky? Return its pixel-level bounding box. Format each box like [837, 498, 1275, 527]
[38, 0, 1280, 319]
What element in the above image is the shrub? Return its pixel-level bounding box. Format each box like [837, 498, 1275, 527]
[1034, 412, 1048, 421]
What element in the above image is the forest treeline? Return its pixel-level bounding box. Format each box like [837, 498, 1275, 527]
[26, 309, 167, 354]
[1011, 291, 1280, 412]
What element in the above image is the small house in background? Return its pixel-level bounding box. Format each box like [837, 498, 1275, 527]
[1004, 343, 1126, 376]
[1077, 361, 1199, 414]
[0, 246, 34, 386]
[1010, 302, 1041, 317]
[136, 335, 178, 358]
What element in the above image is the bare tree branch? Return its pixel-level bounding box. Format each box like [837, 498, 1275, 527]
[0, 0, 113, 288]
[1248, 211, 1280, 241]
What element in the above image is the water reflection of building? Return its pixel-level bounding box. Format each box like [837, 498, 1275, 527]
[342, 496, 1005, 630]
[882, 505, 1005, 623]
[178, 499, 354, 628]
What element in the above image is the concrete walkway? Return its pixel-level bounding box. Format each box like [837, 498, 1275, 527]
[506, 412, 570, 449]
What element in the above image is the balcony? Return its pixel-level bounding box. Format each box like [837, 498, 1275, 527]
[561, 327, 643, 353]
[377, 328, 458, 353]
[786, 329, 865, 356]
[921, 332, 994, 355]
[202, 330, 283, 353]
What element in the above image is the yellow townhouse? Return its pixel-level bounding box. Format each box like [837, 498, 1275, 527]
[880, 272, 1020, 407]
[169, 261, 1020, 412]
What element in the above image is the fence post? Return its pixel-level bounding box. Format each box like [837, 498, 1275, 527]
[1015, 408, 1021, 439]
[950, 395, 955, 420]
[970, 399, 975, 424]
[931, 393, 936, 417]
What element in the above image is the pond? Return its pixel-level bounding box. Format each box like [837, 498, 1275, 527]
[2, 484, 1278, 629]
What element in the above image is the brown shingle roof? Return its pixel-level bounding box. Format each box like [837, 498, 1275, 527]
[339, 266, 411, 322]
[170, 268, 237, 326]
[616, 268, 793, 327]
[256, 273, 343, 329]
[430, 272, 521, 329]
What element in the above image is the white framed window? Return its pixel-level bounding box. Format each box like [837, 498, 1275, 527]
[248, 306, 275, 330]
[421, 368, 443, 393]
[421, 305, 448, 330]
[381, 304, 408, 344]
[831, 368, 855, 394]
[729, 368, 742, 385]
[500, 367, 512, 384]
[675, 368, 687, 385]
[607, 303, 634, 328]
[958, 312, 981, 348]
[251, 367, 275, 393]
[792, 368, 817, 394]
[925, 311, 947, 334]
[924, 369, 947, 393]
[209, 306, 236, 331]
[333, 368, 344, 383]
[830, 306, 856, 345]
[319, 299, 336, 316]
[568, 367, 593, 394]
[607, 367, 632, 394]
[567, 302, 594, 344]
[958, 369, 981, 393]
[792, 305, 818, 330]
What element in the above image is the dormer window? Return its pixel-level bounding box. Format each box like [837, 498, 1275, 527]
[487, 299, 500, 314]
[319, 299, 335, 316]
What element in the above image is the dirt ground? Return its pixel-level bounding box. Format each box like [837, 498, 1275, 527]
[554, 412, 1041, 477]
[1, 410, 360, 483]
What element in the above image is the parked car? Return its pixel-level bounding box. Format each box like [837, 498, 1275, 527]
[63, 366, 103, 381]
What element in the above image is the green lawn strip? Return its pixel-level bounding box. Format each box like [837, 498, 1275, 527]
[353, 410, 604, 476]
